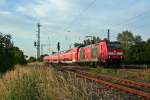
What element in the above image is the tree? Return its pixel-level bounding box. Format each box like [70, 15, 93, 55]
[0, 33, 14, 72]
[116, 31, 150, 64]
[37, 54, 49, 62]
[74, 36, 101, 47]
[134, 35, 142, 43]
[74, 43, 83, 47]
[0, 33, 27, 73]
[28, 56, 36, 63]
[117, 31, 134, 50]
[83, 39, 91, 45]
[124, 42, 150, 64]
[12, 47, 27, 65]
[52, 51, 57, 54]
[147, 39, 150, 43]
[96, 37, 101, 43]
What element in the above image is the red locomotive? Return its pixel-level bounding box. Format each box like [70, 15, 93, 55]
[43, 40, 124, 65]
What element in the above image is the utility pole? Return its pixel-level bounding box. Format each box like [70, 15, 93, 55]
[41, 44, 43, 56]
[107, 29, 110, 41]
[37, 23, 41, 59]
[57, 42, 60, 63]
[48, 37, 51, 54]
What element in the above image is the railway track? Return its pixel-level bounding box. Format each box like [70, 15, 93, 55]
[60, 67, 150, 99]
[76, 70, 150, 89]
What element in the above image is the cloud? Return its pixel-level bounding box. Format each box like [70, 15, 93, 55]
[0, 10, 12, 15]
[16, 0, 72, 19]
[47, 0, 69, 11]
[16, 6, 26, 13]
[0, 0, 7, 4]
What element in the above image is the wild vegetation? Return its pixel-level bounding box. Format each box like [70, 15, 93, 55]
[0, 32, 27, 73]
[27, 56, 37, 63]
[74, 36, 101, 47]
[117, 31, 150, 65]
[0, 64, 82, 100]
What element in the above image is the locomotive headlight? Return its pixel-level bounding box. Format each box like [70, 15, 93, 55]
[120, 56, 122, 58]
[108, 52, 123, 55]
[108, 52, 114, 55]
[117, 52, 123, 55]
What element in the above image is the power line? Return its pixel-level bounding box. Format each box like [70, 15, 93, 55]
[64, 0, 97, 31]
[130, 24, 150, 33]
[115, 9, 150, 27]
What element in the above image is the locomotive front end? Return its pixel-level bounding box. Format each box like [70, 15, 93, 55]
[107, 42, 124, 64]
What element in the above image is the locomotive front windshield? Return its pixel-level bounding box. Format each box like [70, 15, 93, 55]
[108, 42, 122, 49]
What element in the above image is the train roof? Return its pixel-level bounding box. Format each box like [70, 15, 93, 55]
[48, 47, 78, 56]
[65, 47, 78, 53]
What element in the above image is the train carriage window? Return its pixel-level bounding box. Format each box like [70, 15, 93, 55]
[91, 48, 98, 58]
[108, 42, 122, 49]
[80, 48, 85, 59]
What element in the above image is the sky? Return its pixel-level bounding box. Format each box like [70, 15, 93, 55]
[0, 0, 150, 57]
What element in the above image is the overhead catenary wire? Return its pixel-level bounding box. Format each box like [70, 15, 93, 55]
[114, 9, 150, 27]
[61, 0, 97, 49]
[64, 0, 97, 31]
[109, 9, 150, 38]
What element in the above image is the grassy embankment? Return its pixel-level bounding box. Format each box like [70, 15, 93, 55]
[0, 63, 85, 100]
[90, 67, 150, 81]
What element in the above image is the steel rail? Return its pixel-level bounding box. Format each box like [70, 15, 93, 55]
[64, 69, 150, 99]
[77, 70, 150, 89]
[75, 73, 150, 99]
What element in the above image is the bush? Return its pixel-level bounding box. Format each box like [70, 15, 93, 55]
[27, 57, 37, 63]
[0, 33, 27, 73]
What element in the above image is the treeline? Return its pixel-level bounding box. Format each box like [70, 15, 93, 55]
[117, 31, 150, 65]
[0, 32, 27, 73]
[125, 41, 150, 64]
[74, 36, 101, 47]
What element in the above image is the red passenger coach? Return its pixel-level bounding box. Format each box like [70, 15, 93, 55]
[43, 56, 50, 62]
[61, 48, 78, 63]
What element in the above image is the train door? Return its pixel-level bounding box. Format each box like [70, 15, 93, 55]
[91, 47, 98, 61]
[80, 48, 85, 62]
[101, 45, 103, 60]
